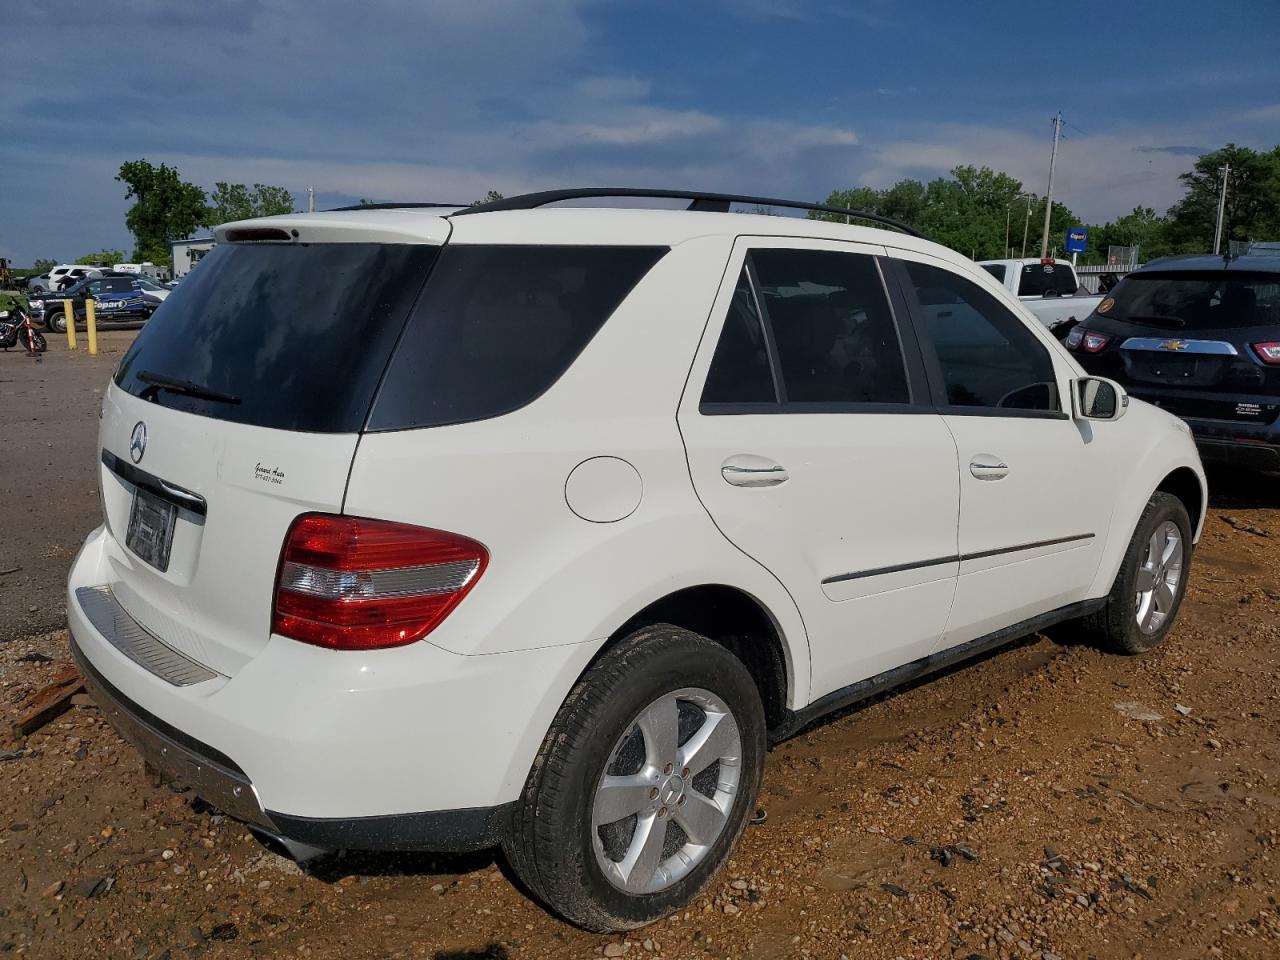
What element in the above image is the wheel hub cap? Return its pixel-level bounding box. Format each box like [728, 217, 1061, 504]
[658, 774, 685, 806]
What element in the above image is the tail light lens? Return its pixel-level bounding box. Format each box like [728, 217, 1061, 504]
[1252, 342, 1280, 365]
[1082, 331, 1111, 353]
[272, 514, 488, 650]
[1065, 326, 1085, 350]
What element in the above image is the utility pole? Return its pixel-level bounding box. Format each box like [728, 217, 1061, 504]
[1005, 204, 1012, 257]
[1039, 113, 1062, 259]
[1021, 194, 1033, 258]
[308, 186, 315, 213]
[1213, 162, 1230, 255]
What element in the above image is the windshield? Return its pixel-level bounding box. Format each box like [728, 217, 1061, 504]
[114, 242, 437, 432]
[1098, 270, 1280, 329]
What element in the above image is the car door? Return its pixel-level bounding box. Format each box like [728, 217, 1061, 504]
[678, 238, 961, 700]
[887, 251, 1118, 648]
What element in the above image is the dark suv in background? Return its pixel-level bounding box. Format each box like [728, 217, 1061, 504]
[1067, 254, 1280, 472]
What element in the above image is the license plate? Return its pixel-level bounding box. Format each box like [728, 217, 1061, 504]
[126, 489, 177, 572]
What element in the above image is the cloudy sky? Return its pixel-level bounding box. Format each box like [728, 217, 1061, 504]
[2, 0, 1278, 265]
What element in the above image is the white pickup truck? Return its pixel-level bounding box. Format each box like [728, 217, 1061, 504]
[978, 258, 1103, 337]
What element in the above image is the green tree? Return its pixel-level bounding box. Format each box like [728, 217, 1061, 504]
[76, 249, 126, 266]
[1165, 144, 1280, 252]
[470, 189, 505, 206]
[209, 182, 296, 223]
[1083, 207, 1172, 265]
[32, 258, 56, 273]
[812, 166, 1077, 261]
[116, 160, 211, 265]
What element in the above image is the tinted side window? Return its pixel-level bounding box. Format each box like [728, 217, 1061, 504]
[906, 261, 1059, 412]
[981, 263, 1007, 283]
[701, 268, 777, 405]
[751, 249, 909, 405]
[370, 245, 667, 430]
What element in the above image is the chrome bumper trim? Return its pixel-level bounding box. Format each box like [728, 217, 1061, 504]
[74, 585, 218, 687]
[70, 635, 273, 830]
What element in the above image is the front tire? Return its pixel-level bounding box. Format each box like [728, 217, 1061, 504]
[26, 331, 47, 353]
[46, 311, 66, 334]
[1082, 491, 1192, 654]
[503, 625, 766, 931]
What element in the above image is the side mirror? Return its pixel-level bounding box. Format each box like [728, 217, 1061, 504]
[1072, 376, 1127, 421]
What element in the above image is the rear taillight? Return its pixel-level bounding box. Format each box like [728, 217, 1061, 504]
[1065, 326, 1084, 350]
[1252, 342, 1280, 365]
[272, 514, 488, 650]
[1081, 331, 1111, 353]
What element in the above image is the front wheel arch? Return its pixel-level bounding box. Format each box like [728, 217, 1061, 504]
[1155, 466, 1205, 540]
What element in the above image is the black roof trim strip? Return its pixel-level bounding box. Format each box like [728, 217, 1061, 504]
[451, 188, 926, 238]
[326, 202, 467, 211]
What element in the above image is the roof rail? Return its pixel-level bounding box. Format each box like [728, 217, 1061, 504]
[326, 201, 467, 211]
[452, 188, 925, 238]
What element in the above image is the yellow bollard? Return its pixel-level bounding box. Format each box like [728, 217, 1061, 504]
[85, 298, 97, 356]
[63, 299, 77, 349]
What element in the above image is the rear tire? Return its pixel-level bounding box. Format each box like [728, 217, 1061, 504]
[1080, 491, 1192, 654]
[503, 624, 766, 931]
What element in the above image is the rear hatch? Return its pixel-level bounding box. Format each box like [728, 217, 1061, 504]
[1082, 269, 1280, 424]
[96, 227, 442, 676]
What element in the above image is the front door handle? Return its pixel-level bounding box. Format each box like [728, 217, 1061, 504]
[969, 454, 1009, 481]
[721, 456, 789, 488]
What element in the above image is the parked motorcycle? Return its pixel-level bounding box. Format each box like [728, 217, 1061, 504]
[0, 304, 48, 355]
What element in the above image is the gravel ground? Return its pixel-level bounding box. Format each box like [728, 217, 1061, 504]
[1, 330, 1278, 959]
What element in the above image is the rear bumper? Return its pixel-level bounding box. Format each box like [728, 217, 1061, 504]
[66, 526, 585, 851]
[71, 602, 511, 853]
[1192, 435, 1280, 472]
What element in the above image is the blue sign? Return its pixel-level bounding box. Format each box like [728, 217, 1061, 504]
[1065, 226, 1088, 254]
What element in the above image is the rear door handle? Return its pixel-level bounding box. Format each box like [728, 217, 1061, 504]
[969, 454, 1009, 481]
[721, 456, 789, 487]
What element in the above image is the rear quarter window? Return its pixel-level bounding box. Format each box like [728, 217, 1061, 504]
[368, 244, 667, 430]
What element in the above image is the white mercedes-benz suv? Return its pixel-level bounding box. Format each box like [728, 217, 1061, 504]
[68, 189, 1206, 931]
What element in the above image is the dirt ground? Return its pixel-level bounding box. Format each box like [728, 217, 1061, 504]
[2, 330, 1278, 960]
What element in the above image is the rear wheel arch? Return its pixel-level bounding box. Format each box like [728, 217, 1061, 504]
[598, 584, 792, 730]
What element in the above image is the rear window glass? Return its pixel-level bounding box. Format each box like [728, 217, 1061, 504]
[114, 242, 436, 432]
[1019, 263, 1079, 297]
[368, 245, 667, 430]
[1099, 271, 1280, 330]
[981, 263, 1007, 283]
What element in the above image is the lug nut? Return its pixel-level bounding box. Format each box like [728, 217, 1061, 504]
[648, 787, 659, 800]
[681, 767, 690, 778]
[657, 806, 667, 818]
[663, 762, 674, 775]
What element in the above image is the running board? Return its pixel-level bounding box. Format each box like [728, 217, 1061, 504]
[769, 598, 1106, 744]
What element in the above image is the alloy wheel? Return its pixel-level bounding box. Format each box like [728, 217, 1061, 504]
[591, 687, 742, 895]
[1134, 519, 1183, 634]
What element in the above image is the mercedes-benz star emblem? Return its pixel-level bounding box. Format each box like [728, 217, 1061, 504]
[129, 421, 147, 464]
